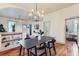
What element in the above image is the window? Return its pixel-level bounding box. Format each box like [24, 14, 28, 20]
[66, 18, 78, 35]
[22, 24, 32, 35]
[8, 20, 15, 32]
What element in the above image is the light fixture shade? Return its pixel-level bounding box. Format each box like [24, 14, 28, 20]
[31, 9, 34, 12]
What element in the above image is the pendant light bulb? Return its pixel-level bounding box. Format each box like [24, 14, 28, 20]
[31, 9, 34, 12]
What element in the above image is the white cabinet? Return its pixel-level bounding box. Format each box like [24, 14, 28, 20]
[0, 32, 22, 52]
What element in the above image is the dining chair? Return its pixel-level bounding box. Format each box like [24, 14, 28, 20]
[29, 42, 47, 56]
[46, 39, 56, 56]
[38, 38, 56, 56]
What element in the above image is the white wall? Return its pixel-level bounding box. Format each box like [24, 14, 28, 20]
[44, 4, 79, 44]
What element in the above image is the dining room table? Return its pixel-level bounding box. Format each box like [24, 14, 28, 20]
[19, 36, 56, 56]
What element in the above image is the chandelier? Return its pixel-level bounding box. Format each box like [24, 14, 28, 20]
[28, 3, 44, 22]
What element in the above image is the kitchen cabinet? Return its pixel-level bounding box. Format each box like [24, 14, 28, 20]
[0, 32, 22, 52]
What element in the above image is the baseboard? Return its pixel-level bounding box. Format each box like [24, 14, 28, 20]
[55, 42, 65, 45]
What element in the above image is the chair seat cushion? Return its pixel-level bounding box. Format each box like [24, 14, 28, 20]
[46, 43, 53, 48]
[37, 45, 45, 50]
[30, 48, 46, 56]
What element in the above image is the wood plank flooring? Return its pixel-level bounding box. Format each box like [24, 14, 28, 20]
[0, 44, 67, 56]
[66, 40, 79, 56]
[0, 40, 78, 56]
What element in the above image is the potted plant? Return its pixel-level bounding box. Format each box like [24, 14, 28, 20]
[12, 24, 15, 32]
[0, 24, 6, 32]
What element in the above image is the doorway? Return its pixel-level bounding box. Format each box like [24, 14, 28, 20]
[65, 17, 79, 56]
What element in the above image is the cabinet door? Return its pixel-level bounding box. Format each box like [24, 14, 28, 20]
[12, 40, 20, 47]
[1, 35, 12, 42]
[13, 34, 22, 40]
[1, 41, 12, 51]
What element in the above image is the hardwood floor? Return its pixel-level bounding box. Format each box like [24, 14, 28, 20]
[66, 40, 79, 56]
[0, 44, 67, 56]
[0, 41, 78, 56]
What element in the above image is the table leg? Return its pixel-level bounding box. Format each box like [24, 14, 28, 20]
[48, 42, 51, 56]
[22, 48, 25, 56]
[19, 45, 22, 56]
[53, 43, 56, 55]
[35, 46, 37, 56]
[44, 43, 47, 56]
[27, 49, 30, 56]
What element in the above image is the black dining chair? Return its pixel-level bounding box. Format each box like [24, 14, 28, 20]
[35, 38, 56, 56]
[46, 39, 56, 56]
[39, 38, 56, 56]
[29, 42, 47, 56]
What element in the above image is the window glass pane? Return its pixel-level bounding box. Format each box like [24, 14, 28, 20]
[8, 20, 15, 32]
[73, 19, 78, 35]
[66, 19, 78, 35]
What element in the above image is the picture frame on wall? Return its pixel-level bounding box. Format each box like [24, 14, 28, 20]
[34, 24, 39, 29]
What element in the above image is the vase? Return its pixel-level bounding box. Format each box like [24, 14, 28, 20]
[38, 35, 41, 40]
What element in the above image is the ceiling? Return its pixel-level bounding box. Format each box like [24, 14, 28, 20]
[12, 3, 75, 14]
[0, 3, 76, 21]
[0, 7, 29, 19]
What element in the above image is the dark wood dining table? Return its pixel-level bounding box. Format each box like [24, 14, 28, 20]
[19, 36, 55, 56]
